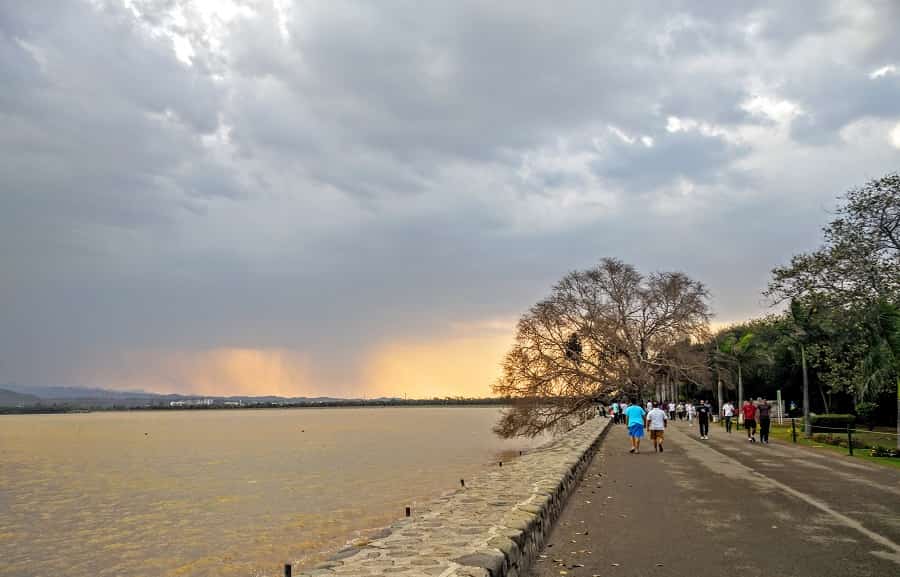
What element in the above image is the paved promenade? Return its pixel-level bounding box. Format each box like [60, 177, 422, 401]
[530, 419, 900, 577]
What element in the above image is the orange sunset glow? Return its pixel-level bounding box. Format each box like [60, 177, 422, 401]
[85, 322, 515, 399]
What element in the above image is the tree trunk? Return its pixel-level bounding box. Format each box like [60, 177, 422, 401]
[717, 378, 723, 415]
[896, 376, 899, 451]
[802, 344, 811, 437]
[737, 362, 744, 424]
[818, 383, 830, 414]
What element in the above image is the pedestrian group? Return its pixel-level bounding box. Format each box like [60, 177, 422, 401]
[606, 397, 775, 453]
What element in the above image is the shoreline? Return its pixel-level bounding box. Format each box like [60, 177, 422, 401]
[0, 400, 514, 416]
[297, 416, 612, 577]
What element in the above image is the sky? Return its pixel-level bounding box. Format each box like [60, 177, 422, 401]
[2, 1, 899, 398]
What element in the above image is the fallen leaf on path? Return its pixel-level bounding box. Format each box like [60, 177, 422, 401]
[611, 562, 620, 567]
[573, 563, 585, 568]
[656, 563, 664, 567]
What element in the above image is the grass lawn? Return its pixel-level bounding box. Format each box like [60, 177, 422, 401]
[716, 419, 900, 470]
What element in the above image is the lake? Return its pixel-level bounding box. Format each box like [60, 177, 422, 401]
[0, 407, 544, 577]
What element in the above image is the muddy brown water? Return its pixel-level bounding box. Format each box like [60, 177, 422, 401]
[0, 407, 546, 577]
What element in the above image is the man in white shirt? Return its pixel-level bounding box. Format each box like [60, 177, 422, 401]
[722, 401, 735, 433]
[646, 404, 668, 453]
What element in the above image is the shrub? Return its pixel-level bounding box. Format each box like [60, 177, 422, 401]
[809, 414, 856, 431]
[854, 402, 878, 430]
[870, 446, 900, 458]
[810, 432, 870, 450]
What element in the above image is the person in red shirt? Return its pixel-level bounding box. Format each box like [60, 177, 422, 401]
[742, 400, 757, 443]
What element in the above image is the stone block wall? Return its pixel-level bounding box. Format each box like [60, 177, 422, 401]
[299, 416, 611, 577]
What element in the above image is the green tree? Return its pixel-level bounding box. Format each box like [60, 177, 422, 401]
[718, 332, 756, 408]
[862, 300, 900, 448]
[768, 173, 899, 434]
[769, 173, 899, 307]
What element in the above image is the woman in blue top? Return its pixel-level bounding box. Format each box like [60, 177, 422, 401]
[624, 400, 647, 454]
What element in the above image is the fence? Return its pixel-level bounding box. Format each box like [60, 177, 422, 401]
[786, 418, 900, 457]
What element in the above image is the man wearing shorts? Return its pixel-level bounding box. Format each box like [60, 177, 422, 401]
[624, 400, 646, 454]
[742, 400, 757, 442]
[646, 403, 668, 452]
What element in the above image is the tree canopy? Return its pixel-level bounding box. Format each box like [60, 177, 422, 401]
[493, 173, 898, 439]
[493, 258, 710, 437]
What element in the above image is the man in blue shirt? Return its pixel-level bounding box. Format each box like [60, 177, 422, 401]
[623, 400, 647, 454]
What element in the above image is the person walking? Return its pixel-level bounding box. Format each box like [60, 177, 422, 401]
[611, 401, 620, 424]
[647, 403, 668, 452]
[624, 400, 647, 454]
[757, 398, 771, 444]
[676, 401, 685, 421]
[667, 401, 676, 421]
[696, 399, 712, 439]
[686, 402, 695, 425]
[722, 401, 735, 433]
[742, 400, 758, 442]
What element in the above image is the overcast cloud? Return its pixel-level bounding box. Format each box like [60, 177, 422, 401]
[2, 0, 899, 396]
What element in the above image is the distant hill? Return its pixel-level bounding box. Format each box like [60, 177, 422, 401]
[0, 388, 41, 407]
[0, 384, 497, 412]
[2, 384, 159, 400]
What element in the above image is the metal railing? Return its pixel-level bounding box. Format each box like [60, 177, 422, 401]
[788, 418, 899, 456]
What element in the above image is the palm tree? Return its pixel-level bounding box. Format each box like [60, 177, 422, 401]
[718, 332, 768, 423]
[787, 299, 818, 437]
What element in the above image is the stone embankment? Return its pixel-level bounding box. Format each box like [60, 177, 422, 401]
[299, 416, 611, 577]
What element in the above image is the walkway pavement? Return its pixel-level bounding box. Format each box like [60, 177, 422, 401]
[529, 418, 900, 577]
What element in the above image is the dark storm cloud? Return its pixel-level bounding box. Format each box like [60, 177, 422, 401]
[597, 130, 750, 190]
[1, 0, 898, 392]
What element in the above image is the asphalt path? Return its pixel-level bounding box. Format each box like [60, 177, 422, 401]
[529, 418, 900, 577]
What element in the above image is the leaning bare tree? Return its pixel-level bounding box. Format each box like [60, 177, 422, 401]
[493, 258, 710, 437]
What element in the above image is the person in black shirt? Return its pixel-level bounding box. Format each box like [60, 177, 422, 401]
[696, 399, 712, 440]
[756, 398, 771, 444]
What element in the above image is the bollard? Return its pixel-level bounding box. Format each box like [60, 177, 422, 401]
[405, 506, 411, 517]
[460, 479, 465, 488]
[791, 418, 797, 443]
[285, 563, 292, 577]
[847, 426, 853, 456]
